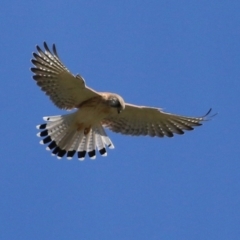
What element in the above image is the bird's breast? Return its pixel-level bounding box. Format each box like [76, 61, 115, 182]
[75, 96, 115, 126]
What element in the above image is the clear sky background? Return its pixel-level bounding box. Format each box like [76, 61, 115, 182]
[0, 1, 239, 239]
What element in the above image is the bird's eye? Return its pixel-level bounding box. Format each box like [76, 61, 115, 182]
[109, 98, 121, 108]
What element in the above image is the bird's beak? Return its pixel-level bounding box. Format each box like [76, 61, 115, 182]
[117, 108, 122, 114]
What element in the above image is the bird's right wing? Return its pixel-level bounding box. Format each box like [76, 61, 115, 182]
[103, 103, 213, 137]
[31, 42, 101, 110]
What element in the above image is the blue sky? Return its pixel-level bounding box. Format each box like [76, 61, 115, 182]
[0, 0, 239, 239]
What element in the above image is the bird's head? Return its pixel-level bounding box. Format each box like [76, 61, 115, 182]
[106, 94, 125, 114]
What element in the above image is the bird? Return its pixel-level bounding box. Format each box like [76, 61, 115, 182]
[31, 42, 213, 160]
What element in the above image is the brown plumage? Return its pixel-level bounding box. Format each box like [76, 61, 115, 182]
[31, 42, 214, 160]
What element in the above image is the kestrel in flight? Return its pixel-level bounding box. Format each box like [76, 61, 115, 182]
[31, 42, 213, 160]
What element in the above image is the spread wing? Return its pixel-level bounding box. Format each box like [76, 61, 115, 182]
[103, 104, 212, 137]
[31, 42, 101, 110]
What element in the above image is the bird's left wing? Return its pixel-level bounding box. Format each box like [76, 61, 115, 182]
[103, 104, 212, 137]
[31, 42, 101, 110]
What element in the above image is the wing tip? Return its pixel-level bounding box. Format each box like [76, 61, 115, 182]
[202, 108, 217, 121]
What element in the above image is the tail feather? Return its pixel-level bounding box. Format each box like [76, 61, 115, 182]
[43, 115, 62, 121]
[67, 131, 84, 151]
[66, 131, 84, 159]
[42, 114, 74, 148]
[94, 126, 107, 156]
[38, 115, 70, 146]
[36, 113, 113, 160]
[97, 126, 114, 149]
[77, 131, 97, 160]
[87, 130, 96, 159]
[77, 134, 88, 160]
[37, 118, 62, 131]
[63, 131, 80, 151]
[58, 128, 77, 150]
[95, 133, 105, 151]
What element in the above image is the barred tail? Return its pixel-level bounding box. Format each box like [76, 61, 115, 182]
[36, 113, 114, 160]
